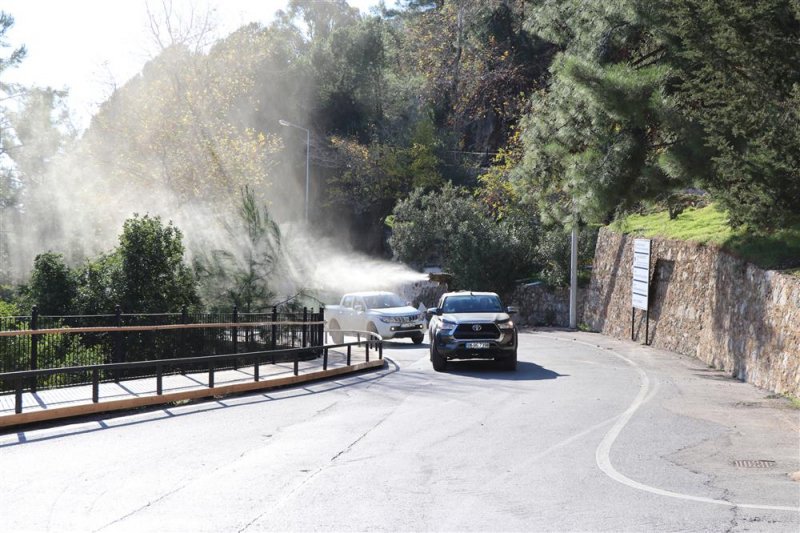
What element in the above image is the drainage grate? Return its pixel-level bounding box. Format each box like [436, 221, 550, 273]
[733, 460, 776, 468]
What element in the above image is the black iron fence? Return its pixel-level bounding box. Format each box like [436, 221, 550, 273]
[0, 306, 325, 393]
[3, 336, 383, 416]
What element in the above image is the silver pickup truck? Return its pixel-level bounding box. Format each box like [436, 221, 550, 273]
[326, 291, 426, 344]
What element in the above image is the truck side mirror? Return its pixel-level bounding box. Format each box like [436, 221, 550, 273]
[426, 307, 441, 319]
[506, 306, 518, 315]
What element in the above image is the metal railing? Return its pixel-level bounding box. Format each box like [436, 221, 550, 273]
[0, 306, 325, 393]
[2, 332, 383, 415]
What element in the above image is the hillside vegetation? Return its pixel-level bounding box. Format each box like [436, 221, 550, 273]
[612, 205, 800, 273]
[1, 1, 799, 311]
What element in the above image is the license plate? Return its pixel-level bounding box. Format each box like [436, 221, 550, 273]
[466, 342, 490, 349]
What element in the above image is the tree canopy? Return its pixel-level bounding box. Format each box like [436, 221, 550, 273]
[1, 0, 799, 311]
[515, 0, 800, 230]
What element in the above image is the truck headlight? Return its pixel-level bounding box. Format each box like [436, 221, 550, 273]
[439, 320, 457, 334]
[498, 319, 514, 330]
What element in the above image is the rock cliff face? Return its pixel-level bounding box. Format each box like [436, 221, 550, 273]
[583, 228, 799, 396]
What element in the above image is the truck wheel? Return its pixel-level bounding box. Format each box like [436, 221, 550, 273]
[499, 350, 517, 371]
[430, 339, 447, 372]
[411, 333, 424, 345]
[329, 320, 344, 345]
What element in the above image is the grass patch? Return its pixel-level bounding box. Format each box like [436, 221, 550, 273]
[611, 204, 800, 272]
[790, 395, 800, 410]
[611, 204, 733, 245]
[770, 393, 800, 409]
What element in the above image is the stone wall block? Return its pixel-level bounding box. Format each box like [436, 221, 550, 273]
[583, 227, 800, 396]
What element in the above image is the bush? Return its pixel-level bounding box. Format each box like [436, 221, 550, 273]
[115, 215, 200, 313]
[535, 225, 597, 288]
[73, 215, 200, 314]
[14, 252, 78, 314]
[390, 184, 537, 294]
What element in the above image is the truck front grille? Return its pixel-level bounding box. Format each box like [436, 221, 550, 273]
[453, 323, 500, 340]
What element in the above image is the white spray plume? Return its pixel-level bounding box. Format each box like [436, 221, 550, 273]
[279, 226, 428, 298]
[0, 15, 428, 304]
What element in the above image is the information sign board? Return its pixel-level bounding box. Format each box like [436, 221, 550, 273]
[632, 239, 651, 311]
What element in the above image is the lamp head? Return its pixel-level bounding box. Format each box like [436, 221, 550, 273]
[278, 119, 290, 126]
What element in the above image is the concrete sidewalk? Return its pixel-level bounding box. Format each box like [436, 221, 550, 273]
[0, 345, 383, 428]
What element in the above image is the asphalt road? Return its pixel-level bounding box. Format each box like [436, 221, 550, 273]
[1, 330, 798, 532]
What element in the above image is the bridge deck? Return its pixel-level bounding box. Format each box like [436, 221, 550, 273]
[0, 345, 378, 423]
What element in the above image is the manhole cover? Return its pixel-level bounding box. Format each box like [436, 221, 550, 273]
[733, 460, 776, 468]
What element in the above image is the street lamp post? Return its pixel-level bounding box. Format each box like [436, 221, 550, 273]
[278, 119, 310, 222]
[569, 201, 579, 330]
[570, 224, 578, 329]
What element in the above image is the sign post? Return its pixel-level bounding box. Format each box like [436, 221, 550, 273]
[631, 238, 651, 344]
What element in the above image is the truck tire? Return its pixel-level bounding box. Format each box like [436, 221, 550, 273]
[411, 333, 424, 345]
[430, 339, 447, 372]
[498, 350, 517, 371]
[329, 320, 344, 345]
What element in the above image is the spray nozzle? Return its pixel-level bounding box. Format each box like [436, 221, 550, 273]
[427, 272, 453, 286]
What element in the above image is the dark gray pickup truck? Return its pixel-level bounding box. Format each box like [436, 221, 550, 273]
[426, 291, 518, 372]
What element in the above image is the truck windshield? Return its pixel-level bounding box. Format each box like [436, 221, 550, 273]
[441, 295, 503, 313]
[364, 294, 406, 309]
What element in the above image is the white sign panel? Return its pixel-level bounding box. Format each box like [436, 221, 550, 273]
[632, 279, 649, 295]
[632, 293, 649, 311]
[632, 238, 651, 311]
[634, 239, 651, 255]
[633, 267, 649, 283]
[633, 254, 650, 269]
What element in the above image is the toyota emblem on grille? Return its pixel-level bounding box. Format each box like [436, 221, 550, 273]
[471, 324, 482, 331]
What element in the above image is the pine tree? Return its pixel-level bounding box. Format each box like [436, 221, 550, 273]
[516, 1, 686, 225]
[650, 0, 800, 229]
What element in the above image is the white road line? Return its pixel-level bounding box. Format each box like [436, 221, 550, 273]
[553, 335, 800, 513]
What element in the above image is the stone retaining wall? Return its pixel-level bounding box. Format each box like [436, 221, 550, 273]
[511, 284, 586, 327]
[583, 228, 800, 396]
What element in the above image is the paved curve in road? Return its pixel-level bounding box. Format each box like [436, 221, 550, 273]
[0, 331, 798, 532]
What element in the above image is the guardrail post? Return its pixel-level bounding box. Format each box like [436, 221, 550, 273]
[366, 339, 370, 362]
[315, 308, 320, 348]
[156, 364, 163, 395]
[293, 351, 299, 376]
[92, 368, 99, 403]
[379, 341, 383, 360]
[347, 344, 351, 366]
[181, 305, 188, 358]
[232, 305, 239, 370]
[30, 305, 38, 393]
[271, 306, 277, 351]
[208, 362, 215, 388]
[311, 308, 317, 346]
[232, 305, 239, 354]
[15, 378, 23, 414]
[254, 354, 260, 382]
[302, 307, 308, 348]
[323, 347, 328, 370]
[319, 307, 325, 348]
[113, 305, 123, 382]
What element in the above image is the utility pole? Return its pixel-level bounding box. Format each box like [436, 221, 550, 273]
[278, 119, 310, 222]
[569, 224, 578, 329]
